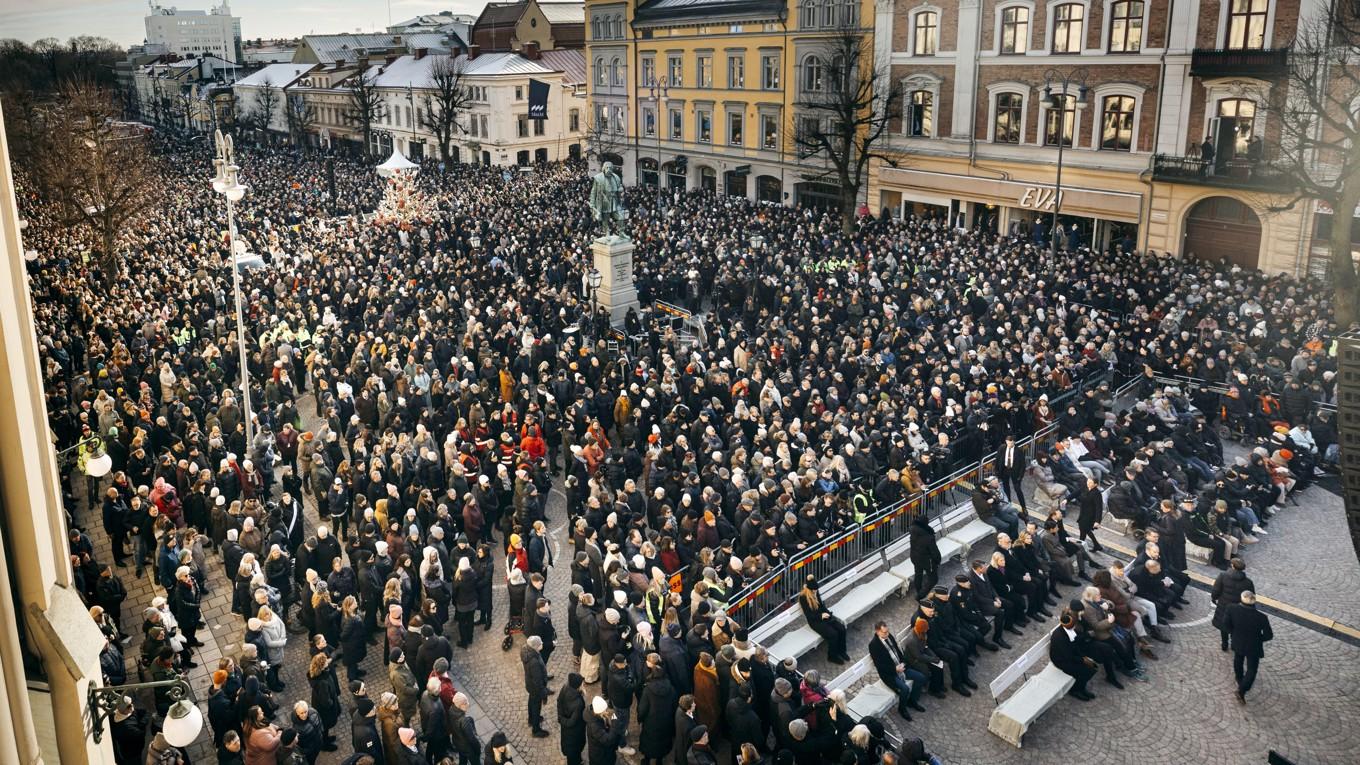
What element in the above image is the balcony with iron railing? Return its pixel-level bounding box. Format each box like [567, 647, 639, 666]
[1150, 153, 1293, 192]
[1190, 47, 1291, 78]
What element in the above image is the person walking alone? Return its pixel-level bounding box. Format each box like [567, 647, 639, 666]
[1224, 590, 1272, 703]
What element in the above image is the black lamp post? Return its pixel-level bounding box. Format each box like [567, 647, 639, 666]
[647, 78, 668, 206]
[1041, 67, 1089, 254]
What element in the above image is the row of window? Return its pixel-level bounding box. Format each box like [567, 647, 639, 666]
[909, 0, 1267, 56]
[903, 88, 1141, 151]
[798, 0, 860, 29]
[590, 14, 626, 41]
[602, 102, 782, 150]
[598, 52, 781, 91]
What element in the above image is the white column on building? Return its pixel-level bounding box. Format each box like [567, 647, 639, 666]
[1156, 0, 1199, 153]
[952, 0, 982, 140]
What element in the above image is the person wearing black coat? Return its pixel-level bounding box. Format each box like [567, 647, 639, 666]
[452, 560, 480, 648]
[673, 696, 699, 765]
[522, 636, 550, 737]
[449, 694, 482, 765]
[292, 702, 326, 764]
[418, 683, 453, 762]
[603, 654, 637, 739]
[659, 626, 693, 695]
[586, 699, 625, 765]
[1049, 610, 1097, 700]
[415, 625, 453, 682]
[1224, 591, 1272, 702]
[109, 701, 149, 765]
[308, 653, 343, 743]
[530, 599, 557, 665]
[95, 566, 129, 637]
[557, 673, 588, 765]
[171, 569, 203, 665]
[340, 605, 369, 684]
[636, 667, 676, 765]
[1076, 478, 1105, 552]
[997, 435, 1028, 513]
[208, 684, 238, 748]
[350, 698, 385, 765]
[798, 576, 849, 664]
[1211, 558, 1255, 651]
[908, 516, 941, 599]
[723, 685, 764, 764]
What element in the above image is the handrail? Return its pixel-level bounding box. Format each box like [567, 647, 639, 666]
[723, 369, 1125, 628]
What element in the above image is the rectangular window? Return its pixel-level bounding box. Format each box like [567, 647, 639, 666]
[641, 57, 656, 87]
[534, 119, 545, 136]
[728, 54, 745, 88]
[761, 54, 780, 89]
[1227, 0, 1268, 50]
[516, 86, 523, 100]
[697, 109, 712, 142]
[994, 92, 1023, 143]
[1109, 0, 1144, 52]
[569, 109, 580, 132]
[1100, 94, 1136, 151]
[1043, 94, 1075, 146]
[643, 107, 656, 137]
[728, 111, 743, 145]
[517, 114, 529, 138]
[669, 107, 683, 139]
[914, 12, 938, 55]
[1052, 4, 1084, 53]
[480, 115, 488, 136]
[668, 55, 683, 86]
[471, 116, 479, 137]
[908, 90, 932, 136]
[697, 55, 713, 88]
[760, 113, 778, 148]
[611, 105, 625, 134]
[798, 115, 821, 143]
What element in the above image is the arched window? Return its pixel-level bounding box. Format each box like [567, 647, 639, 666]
[611, 58, 623, 87]
[595, 58, 606, 87]
[1052, 3, 1084, 53]
[1218, 98, 1257, 158]
[1226, 0, 1268, 50]
[840, 0, 859, 27]
[908, 90, 933, 136]
[914, 12, 938, 55]
[1000, 6, 1030, 53]
[613, 15, 624, 38]
[822, 0, 838, 27]
[1109, 0, 1143, 52]
[994, 92, 1023, 143]
[803, 55, 825, 92]
[591, 18, 600, 40]
[800, 0, 819, 27]
[1100, 94, 1136, 150]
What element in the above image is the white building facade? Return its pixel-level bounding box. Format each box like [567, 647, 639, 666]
[144, 2, 242, 64]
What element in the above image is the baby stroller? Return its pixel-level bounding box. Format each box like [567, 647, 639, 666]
[502, 567, 527, 651]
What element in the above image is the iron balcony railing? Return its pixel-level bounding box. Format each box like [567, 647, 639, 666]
[1150, 154, 1293, 192]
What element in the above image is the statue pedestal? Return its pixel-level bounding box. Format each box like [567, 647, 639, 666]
[591, 235, 639, 326]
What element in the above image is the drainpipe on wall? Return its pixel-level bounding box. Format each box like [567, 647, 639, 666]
[967, 3, 1008, 182]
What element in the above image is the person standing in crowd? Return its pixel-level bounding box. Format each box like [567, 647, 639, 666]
[1212, 558, 1256, 652]
[1224, 590, 1273, 703]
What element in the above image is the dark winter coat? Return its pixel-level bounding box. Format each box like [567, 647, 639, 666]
[1211, 569, 1256, 630]
[636, 674, 677, 759]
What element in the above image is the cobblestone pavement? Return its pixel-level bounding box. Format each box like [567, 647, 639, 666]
[76, 403, 1360, 765]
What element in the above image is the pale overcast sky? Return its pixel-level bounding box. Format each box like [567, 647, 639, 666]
[0, 0, 492, 46]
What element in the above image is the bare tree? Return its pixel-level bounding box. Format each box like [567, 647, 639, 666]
[345, 64, 388, 159]
[792, 24, 904, 234]
[585, 110, 625, 165]
[285, 92, 317, 146]
[420, 55, 472, 164]
[174, 88, 196, 133]
[252, 79, 281, 144]
[22, 80, 157, 275]
[1258, 7, 1360, 324]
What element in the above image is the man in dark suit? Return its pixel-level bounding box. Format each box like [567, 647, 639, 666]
[1224, 590, 1272, 703]
[1050, 606, 1097, 701]
[998, 435, 1028, 513]
[868, 621, 926, 720]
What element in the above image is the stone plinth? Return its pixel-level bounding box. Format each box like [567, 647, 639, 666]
[590, 235, 639, 326]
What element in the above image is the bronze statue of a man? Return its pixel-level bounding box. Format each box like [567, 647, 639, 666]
[589, 161, 627, 237]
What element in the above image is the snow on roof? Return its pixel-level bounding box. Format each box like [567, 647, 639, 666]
[369, 52, 555, 88]
[538, 2, 585, 24]
[235, 63, 313, 88]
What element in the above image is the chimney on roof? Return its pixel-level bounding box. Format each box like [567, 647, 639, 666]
[415, 47, 428, 60]
[357, 54, 370, 69]
[468, 44, 480, 60]
[523, 41, 539, 60]
[386, 53, 399, 65]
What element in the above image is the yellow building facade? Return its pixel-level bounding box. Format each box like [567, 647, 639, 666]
[586, 0, 876, 205]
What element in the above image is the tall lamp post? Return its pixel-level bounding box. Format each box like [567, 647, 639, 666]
[587, 267, 603, 334]
[647, 77, 668, 207]
[211, 129, 254, 449]
[1040, 67, 1088, 254]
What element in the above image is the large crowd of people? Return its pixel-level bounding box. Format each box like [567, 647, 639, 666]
[20, 129, 1341, 765]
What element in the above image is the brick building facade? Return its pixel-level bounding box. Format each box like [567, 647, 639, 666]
[869, 0, 1334, 273]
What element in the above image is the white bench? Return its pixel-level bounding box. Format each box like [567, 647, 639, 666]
[1186, 541, 1211, 564]
[945, 518, 999, 552]
[766, 625, 822, 662]
[747, 603, 802, 648]
[986, 634, 1073, 748]
[936, 536, 965, 562]
[1102, 512, 1133, 536]
[847, 680, 898, 719]
[830, 571, 902, 625]
[886, 559, 916, 594]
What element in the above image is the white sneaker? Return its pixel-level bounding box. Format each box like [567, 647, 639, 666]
[1242, 535, 1259, 544]
[1252, 525, 1268, 536]
[618, 746, 637, 756]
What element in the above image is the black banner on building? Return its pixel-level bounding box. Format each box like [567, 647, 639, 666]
[528, 78, 549, 119]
